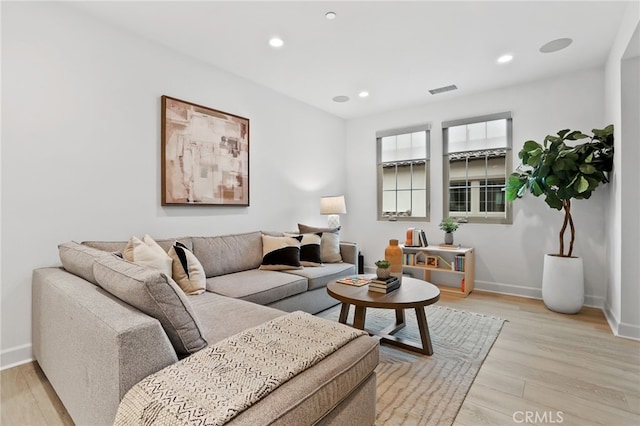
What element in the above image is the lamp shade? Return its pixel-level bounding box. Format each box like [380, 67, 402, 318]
[320, 196, 347, 215]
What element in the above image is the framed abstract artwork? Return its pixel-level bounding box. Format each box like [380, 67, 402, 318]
[161, 95, 249, 206]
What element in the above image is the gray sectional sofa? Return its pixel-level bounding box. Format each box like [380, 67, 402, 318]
[32, 230, 379, 425]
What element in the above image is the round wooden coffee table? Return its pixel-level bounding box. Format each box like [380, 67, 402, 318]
[327, 276, 440, 355]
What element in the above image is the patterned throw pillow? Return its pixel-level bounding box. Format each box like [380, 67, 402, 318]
[123, 235, 173, 277]
[298, 224, 342, 263]
[259, 235, 303, 271]
[168, 242, 206, 295]
[285, 232, 323, 267]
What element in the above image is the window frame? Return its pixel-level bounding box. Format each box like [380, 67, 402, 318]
[376, 124, 431, 222]
[442, 112, 513, 225]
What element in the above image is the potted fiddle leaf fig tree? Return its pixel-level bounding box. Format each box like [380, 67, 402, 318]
[505, 125, 614, 313]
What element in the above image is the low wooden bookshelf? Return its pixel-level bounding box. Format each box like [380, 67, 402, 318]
[401, 245, 475, 297]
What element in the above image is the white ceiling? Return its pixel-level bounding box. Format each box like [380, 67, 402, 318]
[71, 1, 631, 119]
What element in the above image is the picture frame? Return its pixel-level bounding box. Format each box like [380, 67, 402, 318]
[161, 95, 249, 206]
[426, 255, 438, 267]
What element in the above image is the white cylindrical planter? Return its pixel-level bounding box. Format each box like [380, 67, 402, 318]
[542, 254, 584, 314]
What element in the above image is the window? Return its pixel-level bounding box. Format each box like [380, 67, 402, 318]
[377, 124, 430, 221]
[443, 113, 512, 224]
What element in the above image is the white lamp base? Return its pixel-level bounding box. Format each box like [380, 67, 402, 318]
[327, 214, 340, 229]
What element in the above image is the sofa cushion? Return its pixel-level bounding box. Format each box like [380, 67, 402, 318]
[283, 262, 356, 291]
[192, 232, 263, 277]
[188, 292, 285, 344]
[205, 269, 308, 305]
[259, 235, 303, 271]
[168, 242, 206, 295]
[82, 237, 193, 254]
[230, 334, 379, 425]
[285, 232, 323, 266]
[58, 241, 110, 285]
[298, 224, 343, 263]
[122, 235, 173, 277]
[92, 255, 207, 358]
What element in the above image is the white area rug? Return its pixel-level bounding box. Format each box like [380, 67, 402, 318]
[317, 304, 505, 425]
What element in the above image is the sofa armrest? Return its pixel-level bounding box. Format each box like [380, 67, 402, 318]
[339, 242, 358, 265]
[32, 267, 178, 425]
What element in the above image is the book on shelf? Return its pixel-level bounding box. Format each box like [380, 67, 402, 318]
[336, 276, 371, 287]
[454, 254, 465, 272]
[405, 228, 414, 246]
[405, 228, 429, 247]
[368, 281, 401, 293]
[404, 253, 416, 266]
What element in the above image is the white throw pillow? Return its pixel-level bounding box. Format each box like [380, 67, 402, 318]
[123, 235, 173, 277]
[168, 242, 206, 295]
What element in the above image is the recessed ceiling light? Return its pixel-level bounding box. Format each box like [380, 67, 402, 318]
[332, 95, 350, 103]
[540, 38, 573, 53]
[358, 91, 369, 98]
[325, 11, 337, 20]
[497, 54, 513, 64]
[269, 37, 284, 48]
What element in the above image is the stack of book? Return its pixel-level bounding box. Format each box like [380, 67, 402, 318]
[405, 228, 429, 247]
[368, 276, 400, 294]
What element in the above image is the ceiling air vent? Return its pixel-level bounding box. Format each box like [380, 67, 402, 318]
[429, 84, 458, 95]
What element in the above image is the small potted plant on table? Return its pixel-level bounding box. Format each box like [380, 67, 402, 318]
[375, 260, 391, 279]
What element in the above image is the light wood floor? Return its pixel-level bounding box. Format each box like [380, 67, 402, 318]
[1, 291, 639, 425]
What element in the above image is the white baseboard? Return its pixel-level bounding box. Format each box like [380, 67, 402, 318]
[474, 280, 604, 309]
[1, 344, 33, 371]
[603, 304, 640, 341]
[617, 322, 640, 341]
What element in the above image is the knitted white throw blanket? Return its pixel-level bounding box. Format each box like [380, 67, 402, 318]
[114, 311, 366, 426]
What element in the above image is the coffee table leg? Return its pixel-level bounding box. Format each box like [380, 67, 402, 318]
[338, 303, 350, 324]
[353, 306, 367, 330]
[415, 307, 433, 356]
[395, 309, 405, 326]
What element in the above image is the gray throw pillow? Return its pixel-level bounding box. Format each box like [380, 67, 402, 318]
[298, 224, 342, 263]
[93, 254, 207, 358]
[58, 241, 111, 285]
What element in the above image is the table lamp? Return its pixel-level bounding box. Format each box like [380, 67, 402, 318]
[320, 195, 346, 228]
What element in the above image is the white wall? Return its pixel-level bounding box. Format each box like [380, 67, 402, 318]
[346, 70, 609, 302]
[1, 2, 346, 368]
[604, 1, 640, 340]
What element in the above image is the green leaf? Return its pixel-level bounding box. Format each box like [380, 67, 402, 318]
[508, 173, 523, 185]
[531, 179, 544, 196]
[523, 140, 542, 152]
[556, 130, 570, 139]
[527, 153, 541, 167]
[552, 159, 566, 171]
[565, 130, 588, 140]
[574, 176, 589, 193]
[545, 175, 559, 187]
[545, 192, 563, 210]
[505, 187, 520, 201]
[579, 164, 596, 174]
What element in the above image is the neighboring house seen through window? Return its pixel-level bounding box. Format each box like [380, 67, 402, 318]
[377, 124, 430, 221]
[443, 113, 512, 224]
